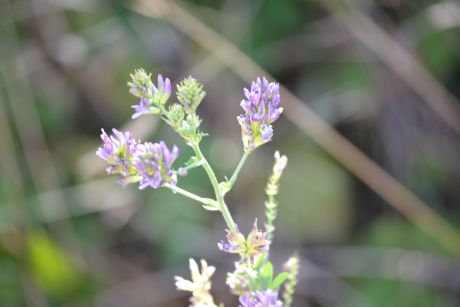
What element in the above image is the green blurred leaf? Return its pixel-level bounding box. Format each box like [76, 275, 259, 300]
[27, 230, 84, 299]
[260, 262, 273, 281]
[270, 272, 288, 289]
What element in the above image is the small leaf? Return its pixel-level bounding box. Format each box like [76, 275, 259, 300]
[259, 262, 274, 288]
[271, 272, 289, 289]
[253, 254, 266, 270]
[185, 156, 201, 167]
[261, 262, 273, 280]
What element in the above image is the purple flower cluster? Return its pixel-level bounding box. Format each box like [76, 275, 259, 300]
[133, 141, 179, 189]
[218, 220, 270, 262]
[96, 129, 138, 177]
[129, 72, 172, 119]
[238, 77, 283, 151]
[239, 289, 283, 307]
[96, 129, 180, 189]
[218, 225, 244, 254]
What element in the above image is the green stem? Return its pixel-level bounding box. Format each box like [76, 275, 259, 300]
[265, 193, 277, 243]
[226, 151, 250, 192]
[164, 183, 217, 208]
[191, 143, 235, 230]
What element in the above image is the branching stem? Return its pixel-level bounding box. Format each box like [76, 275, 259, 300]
[165, 183, 217, 208]
[224, 151, 250, 194]
[191, 143, 236, 230]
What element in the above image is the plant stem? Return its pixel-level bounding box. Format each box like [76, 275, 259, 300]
[264, 193, 277, 243]
[226, 151, 250, 192]
[165, 183, 217, 208]
[191, 143, 235, 230]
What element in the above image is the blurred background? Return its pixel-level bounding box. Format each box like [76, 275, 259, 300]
[1, 0, 460, 306]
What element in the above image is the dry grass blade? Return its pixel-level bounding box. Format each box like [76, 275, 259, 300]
[132, 0, 460, 256]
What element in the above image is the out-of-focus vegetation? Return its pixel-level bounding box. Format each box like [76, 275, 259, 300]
[1, 0, 460, 306]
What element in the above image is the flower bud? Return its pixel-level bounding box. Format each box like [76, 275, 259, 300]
[178, 113, 203, 144]
[166, 103, 185, 129]
[127, 69, 153, 98]
[176, 76, 206, 114]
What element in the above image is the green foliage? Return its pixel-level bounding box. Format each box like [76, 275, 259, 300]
[252, 0, 308, 49]
[0, 251, 23, 306]
[418, 29, 460, 79]
[250, 261, 289, 292]
[27, 230, 88, 301]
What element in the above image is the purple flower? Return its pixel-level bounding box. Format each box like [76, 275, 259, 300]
[237, 77, 283, 151]
[239, 289, 283, 307]
[218, 220, 270, 263]
[128, 70, 172, 119]
[155, 74, 172, 98]
[218, 225, 245, 254]
[131, 98, 152, 119]
[96, 128, 139, 178]
[97, 129, 183, 189]
[133, 141, 180, 189]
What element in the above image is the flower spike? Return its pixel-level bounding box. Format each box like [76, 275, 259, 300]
[238, 77, 283, 151]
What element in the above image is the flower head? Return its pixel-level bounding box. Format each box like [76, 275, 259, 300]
[97, 129, 182, 189]
[96, 129, 140, 183]
[239, 289, 283, 307]
[237, 77, 283, 151]
[218, 220, 270, 263]
[128, 69, 172, 119]
[133, 141, 179, 189]
[175, 259, 216, 307]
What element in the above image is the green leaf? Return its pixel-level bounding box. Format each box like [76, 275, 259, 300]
[27, 229, 84, 298]
[260, 262, 273, 280]
[259, 262, 274, 289]
[253, 254, 266, 270]
[271, 272, 289, 289]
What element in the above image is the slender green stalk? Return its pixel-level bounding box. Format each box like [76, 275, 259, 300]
[224, 151, 250, 194]
[265, 193, 277, 243]
[165, 183, 217, 208]
[191, 143, 235, 230]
